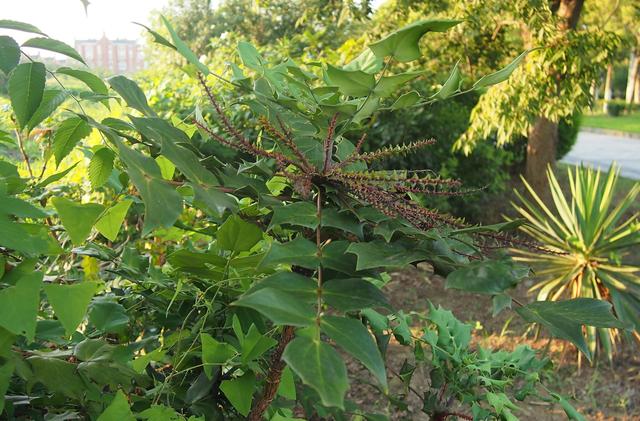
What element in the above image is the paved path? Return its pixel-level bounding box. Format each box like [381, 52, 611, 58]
[561, 131, 640, 180]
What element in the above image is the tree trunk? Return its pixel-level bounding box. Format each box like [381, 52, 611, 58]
[526, 117, 558, 202]
[625, 51, 638, 104]
[524, 0, 583, 198]
[635, 69, 640, 105]
[603, 63, 614, 114]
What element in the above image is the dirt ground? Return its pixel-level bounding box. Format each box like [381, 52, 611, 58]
[346, 266, 640, 421]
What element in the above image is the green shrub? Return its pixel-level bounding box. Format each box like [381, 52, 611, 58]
[606, 100, 626, 116]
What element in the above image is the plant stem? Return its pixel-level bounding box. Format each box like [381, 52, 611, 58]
[247, 325, 295, 421]
[15, 129, 34, 178]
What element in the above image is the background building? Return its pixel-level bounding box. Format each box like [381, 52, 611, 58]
[75, 34, 145, 74]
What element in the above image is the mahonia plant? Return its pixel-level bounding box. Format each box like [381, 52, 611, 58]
[0, 15, 625, 421]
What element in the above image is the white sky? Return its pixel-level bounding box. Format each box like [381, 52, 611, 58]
[1, 0, 170, 55]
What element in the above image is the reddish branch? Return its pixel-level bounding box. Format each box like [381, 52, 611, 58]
[247, 325, 296, 421]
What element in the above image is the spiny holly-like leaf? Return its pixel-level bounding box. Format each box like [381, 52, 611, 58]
[369, 19, 461, 62]
[237, 41, 264, 71]
[52, 197, 105, 245]
[94, 200, 133, 242]
[0, 35, 20, 75]
[431, 60, 461, 100]
[321, 315, 388, 390]
[52, 117, 92, 166]
[244, 272, 317, 302]
[22, 37, 86, 65]
[323, 278, 389, 311]
[326, 64, 376, 97]
[217, 215, 263, 252]
[391, 90, 421, 110]
[8, 62, 46, 130]
[270, 202, 318, 229]
[115, 138, 183, 235]
[346, 240, 425, 270]
[343, 48, 383, 74]
[473, 49, 532, 90]
[220, 373, 256, 416]
[44, 282, 101, 336]
[233, 287, 315, 327]
[445, 259, 529, 295]
[201, 333, 237, 378]
[282, 336, 348, 409]
[0, 272, 42, 341]
[97, 390, 135, 421]
[134, 22, 176, 51]
[515, 298, 627, 359]
[374, 71, 423, 97]
[258, 236, 320, 270]
[89, 147, 115, 188]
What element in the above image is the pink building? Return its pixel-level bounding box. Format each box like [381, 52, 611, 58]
[75, 34, 145, 74]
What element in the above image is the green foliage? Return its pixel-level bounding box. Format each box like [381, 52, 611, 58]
[512, 165, 640, 359]
[0, 14, 621, 421]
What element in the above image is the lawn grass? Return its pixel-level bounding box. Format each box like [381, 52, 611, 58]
[581, 112, 640, 134]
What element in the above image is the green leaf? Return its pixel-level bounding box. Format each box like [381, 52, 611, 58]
[22, 37, 86, 65]
[244, 272, 317, 303]
[95, 200, 133, 242]
[115, 138, 183, 234]
[52, 117, 92, 166]
[321, 316, 387, 389]
[0, 36, 20, 74]
[52, 197, 104, 245]
[26, 89, 67, 130]
[445, 259, 528, 294]
[0, 217, 55, 255]
[258, 237, 319, 270]
[133, 22, 176, 50]
[201, 333, 237, 378]
[89, 147, 115, 188]
[237, 41, 264, 71]
[473, 50, 531, 89]
[391, 90, 420, 110]
[97, 390, 135, 421]
[551, 393, 586, 421]
[515, 298, 626, 359]
[240, 324, 277, 363]
[323, 278, 389, 311]
[326, 64, 375, 97]
[0, 194, 46, 218]
[369, 19, 461, 62]
[0, 20, 46, 36]
[217, 215, 263, 252]
[88, 297, 129, 333]
[44, 282, 101, 336]
[0, 272, 42, 341]
[270, 202, 318, 229]
[343, 48, 383, 74]
[220, 373, 256, 416]
[155, 155, 175, 180]
[234, 288, 315, 327]
[57, 67, 108, 95]
[346, 240, 424, 270]
[492, 294, 512, 316]
[283, 336, 348, 409]
[374, 72, 423, 97]
[431, 60, 461, 100]
[108, 75, 156, 117]
[0, 357, 13, 413]
[277, 366, 296, 399]
[28, 356, 87, 399]
[8, 62, 46, 130]
[36, 162, 78, 188]
[161, 15, 209, 75]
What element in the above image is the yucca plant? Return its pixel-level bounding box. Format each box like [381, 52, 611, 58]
[512, 164, 640, 359]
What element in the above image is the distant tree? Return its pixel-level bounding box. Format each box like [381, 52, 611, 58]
[455, 0, 619, 197]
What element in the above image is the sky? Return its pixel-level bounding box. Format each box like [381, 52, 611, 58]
[1, 0, 170, 56]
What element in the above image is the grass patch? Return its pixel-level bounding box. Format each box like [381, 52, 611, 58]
[581, 113, 640, 134]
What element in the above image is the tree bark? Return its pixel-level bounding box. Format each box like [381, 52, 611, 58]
[625, 51, 638, 104]
[524, 0, 583, 199]
[526, 117, 557, 202]
[635, 69, 640, 105]
[603, 63, 614, 114]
